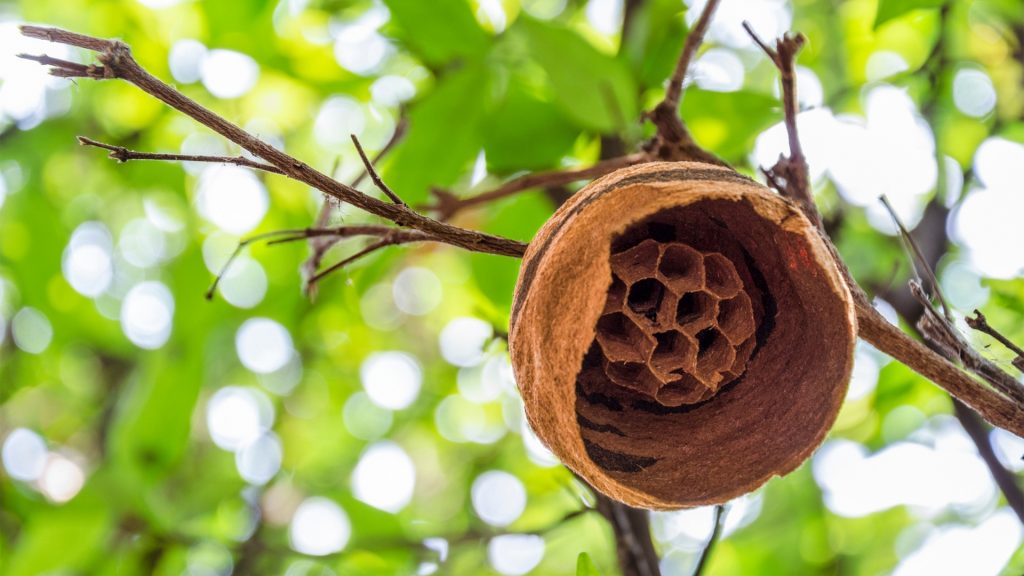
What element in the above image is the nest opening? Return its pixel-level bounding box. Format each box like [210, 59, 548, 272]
[570, 195, 852, 505]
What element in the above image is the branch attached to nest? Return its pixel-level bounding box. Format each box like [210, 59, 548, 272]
[645, 0, 726, 166]
[20, 26, 527, 260]
[747, 24, 1024, 437]
[425, 153, 648, 220]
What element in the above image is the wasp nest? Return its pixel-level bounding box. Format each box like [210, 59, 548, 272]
[509, 162, 856, 509]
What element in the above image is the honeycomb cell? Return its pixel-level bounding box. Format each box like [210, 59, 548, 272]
[596, 312, 652, 363]
[656, 374, 714, 406]
[603, 275, 627, 315]
[675, 291, 717, 330]
[626, 278, 666, 322]
[695, 327, 735, 378]
[604, 360, 662, 397]
[717, 292, 756, 343]
[650, 330, 697, 376]
[657, 243, 704, 294]
[609, 239, 660, 283]
[703, 253, 743, 298]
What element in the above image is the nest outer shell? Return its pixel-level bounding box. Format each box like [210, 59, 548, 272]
[508, 161, 857, 510]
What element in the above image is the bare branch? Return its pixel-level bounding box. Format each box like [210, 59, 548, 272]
[662, 0, 721, 111]
[966, 310, 1024, 373]
[426, 154, 648, 220]
[909, 281, 1024, 407]
[952, 400, 1024, 524]
[21, 25, 527, 259]
[593, 490, 661, 576]
[743, 23, 815, 224]
[306, 118, 408, 298]
[350, 134, 403, 205]
[738, 23, 1024, 437]
[693, 505, 725, 576]
[206, 226, 429, 300]
[308, 232, 428, 286]
[857, 302, 1024, 437]
[879, 194, 951, 320]
[78, 136, 284, 174]
[646, 0, 726, 165]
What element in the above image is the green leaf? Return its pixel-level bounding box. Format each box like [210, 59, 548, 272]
[518, 17, 639, 133]
[680, 89, 780, 161]
[383, 63, 492, 205]
[622, 0, 688, 89]
[5, 486, 113, 576]
[382, 0, 491, 65]
[483, 82, 580, 173]
[874, 0, 945, 29]
[577, 552, 602, 576]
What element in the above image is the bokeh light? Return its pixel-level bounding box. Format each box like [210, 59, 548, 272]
[351, 441, 416, 513]
[360, 351, 422, 410]
[290, 497, 351, 556]
[471, 470, 527, 527]
[120, 281, 174, 349]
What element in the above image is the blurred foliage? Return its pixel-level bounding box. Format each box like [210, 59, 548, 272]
[1, 0, 1023, 575]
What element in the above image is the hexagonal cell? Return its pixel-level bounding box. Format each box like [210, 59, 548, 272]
[604, 360, 661, 397]
[603, 275, 628, 315]
[609, 239, 660, 283]
[650, 330, 697, 375]
[657, 243, 704, 294]
[626, 278, 666, 322]
[596, 312, 652, 364]
[717, 292, 756, 343]
[695, 326, 736, 378]
[703, 253, 743, 298]
[722, 337, 756, 381]
[675, 291, 717, 330]
[656, 374, 714, 406]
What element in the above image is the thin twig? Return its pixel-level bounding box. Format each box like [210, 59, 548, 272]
[663, 0, 722, 110]
[350, 134, 403, 205]
[206, 226, 427, 299]
[78, 136, 284, 174]
[21, 25, 526, 259]
[966, 310, 1024, 373]
[305, 118, 408, 298]
[692, 505, 725, 576]
[879, 195, 952, 321]
[427, 154, 648, 220]
[308, 233, 427, 286]
[743, 23, 814, 224]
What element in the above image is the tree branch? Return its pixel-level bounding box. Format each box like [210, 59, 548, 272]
[350, 134, 403, 205]
[305, 116, 409, 298]
[21, 25, 526, 259]
[77, 136, 284, 175]
[593, 491, 662, 576]
[952, 400, 1024, 524]
[425, 154, 648, 220]
[745, 23, 1024, 437]
[206, 226, 431, 300]
[645, 0, 726, 165]
[692, 505, 724, 576]
[742, 23, 816, 226]
[966, 310, 1024, 373]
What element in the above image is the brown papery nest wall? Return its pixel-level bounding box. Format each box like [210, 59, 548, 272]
[510, 162, 856, 509]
